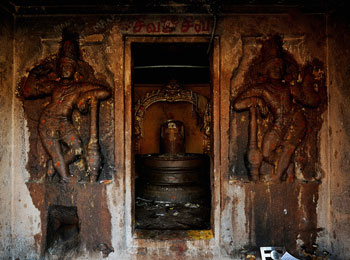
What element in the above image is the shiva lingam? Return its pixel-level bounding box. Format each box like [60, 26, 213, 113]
[136, 120, 209, 203]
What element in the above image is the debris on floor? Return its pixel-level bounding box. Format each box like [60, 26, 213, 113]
[135, 197, 210, 230]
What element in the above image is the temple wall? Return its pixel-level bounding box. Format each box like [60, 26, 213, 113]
[0, 8, 14, 257]
[0, 8, 348, 259]
[325, 10, 350, 258]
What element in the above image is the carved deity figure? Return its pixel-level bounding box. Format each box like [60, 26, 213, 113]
[233, 35, 323, 183]
[18, 30, 111, 182]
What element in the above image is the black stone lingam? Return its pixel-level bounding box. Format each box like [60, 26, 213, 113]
[136, 120, 209, 203]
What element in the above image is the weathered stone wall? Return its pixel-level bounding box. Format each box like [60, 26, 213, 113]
[11, 16, 42, 260]
[324, 10, 350, 259]
[0, 7, 14, 258]
[218, 14, 328, 259]
[2, 9, 349, 260]
[13, 15, 116, 259]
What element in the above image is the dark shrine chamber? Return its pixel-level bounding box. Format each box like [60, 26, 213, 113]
[132, 42, 212, 231]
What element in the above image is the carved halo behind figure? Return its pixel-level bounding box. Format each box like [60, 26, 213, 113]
[134, 79, 211, 155]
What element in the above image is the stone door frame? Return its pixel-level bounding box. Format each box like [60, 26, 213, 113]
[123, 36, 221, 249]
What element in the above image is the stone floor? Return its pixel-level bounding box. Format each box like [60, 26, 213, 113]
[135, 197, 210, 230]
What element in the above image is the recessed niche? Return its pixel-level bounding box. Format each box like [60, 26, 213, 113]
[46, 205, 80, 256]
[132, 41, 212, 232]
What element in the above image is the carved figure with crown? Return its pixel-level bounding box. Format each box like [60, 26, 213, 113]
[17, 30, 111, 183]
[232, 35, 325, 183]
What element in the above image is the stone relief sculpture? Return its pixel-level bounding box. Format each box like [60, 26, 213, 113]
[17, 30, 111, 182]
[232, 35, 326, 183]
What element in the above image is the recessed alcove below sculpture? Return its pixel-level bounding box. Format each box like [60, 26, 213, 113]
[46, 205, 80, 257]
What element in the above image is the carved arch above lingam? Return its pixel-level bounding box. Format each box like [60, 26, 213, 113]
[134, 80, 211, 154]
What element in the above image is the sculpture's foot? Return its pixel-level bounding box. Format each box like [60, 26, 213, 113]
[77, 175, 89, 183]
[60, 175, 75, 183]
[250, 175, 259, 183]
[270, 175, 282, 184]
[285, 163, 294, 183]
[47, 160, 55, 177]
[89, 175, 98, 183]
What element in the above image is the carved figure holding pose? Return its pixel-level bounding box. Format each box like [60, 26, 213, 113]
[19, 31, 110, 182]
[233, 35, 322, 183]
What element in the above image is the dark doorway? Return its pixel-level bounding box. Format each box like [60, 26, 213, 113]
[132, 42, 212, 231]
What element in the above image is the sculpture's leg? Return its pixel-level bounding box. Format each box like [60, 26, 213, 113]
[40, 135, 72, 182]
[271, 144, 295, 183]
[286, 163, 294, 183]
[47, 160, 55, 178]
[61, 130, 87, 181]
[262, 127, 285, 183]
[270, 112, 306, 183]
[262, 128, 281, 163]
[61, 129, 84, 165]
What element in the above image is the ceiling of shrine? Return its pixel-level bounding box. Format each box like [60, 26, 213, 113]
[0, 0, 346, 15]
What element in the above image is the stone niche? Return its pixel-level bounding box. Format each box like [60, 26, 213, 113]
[227, 34, 327, 256]
[17, 28, 114, 258]
[46, 205, 79, 254]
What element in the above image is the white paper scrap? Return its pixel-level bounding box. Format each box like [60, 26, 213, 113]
[281, 251, 300, 260]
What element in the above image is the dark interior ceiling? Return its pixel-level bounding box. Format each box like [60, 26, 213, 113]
[0, 0, 347, 15]
[133, 42, 210, 84]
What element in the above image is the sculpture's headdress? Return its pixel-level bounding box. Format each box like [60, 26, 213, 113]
[261, 34, 284, 62]
[58, 29, 80, 61]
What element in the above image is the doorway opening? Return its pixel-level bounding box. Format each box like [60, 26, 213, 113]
[131, 41, 213, 233]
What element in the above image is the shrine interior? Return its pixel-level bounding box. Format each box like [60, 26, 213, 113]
[132, 42, 211, 232]
[0, 1, 350, 260]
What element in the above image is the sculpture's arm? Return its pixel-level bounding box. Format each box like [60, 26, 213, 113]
[18, 63, 56, 99]
[77, 84, 111, 112]
[234, 97, 260, 110]
[291, 69, 320, 108]
[233, 87, 267, 113]
[236, 87, 265, 101]
[79, 83, 110, 97]
[234, 96, 268, 117]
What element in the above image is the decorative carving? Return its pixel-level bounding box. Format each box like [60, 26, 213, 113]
[232, 35, 326, 183]
[17, 30, 111, 182]
[134, 80, 211, 154]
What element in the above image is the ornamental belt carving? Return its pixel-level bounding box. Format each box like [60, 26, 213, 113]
[134, 80, 211, 154]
